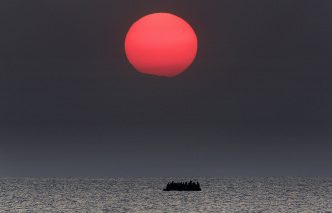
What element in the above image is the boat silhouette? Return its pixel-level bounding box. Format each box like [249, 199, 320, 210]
[163, 181, 202, 191]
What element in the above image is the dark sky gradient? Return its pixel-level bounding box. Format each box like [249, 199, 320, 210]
[1, 0, 332, 177]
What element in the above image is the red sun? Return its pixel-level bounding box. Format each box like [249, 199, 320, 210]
[125, 13, 198, 77]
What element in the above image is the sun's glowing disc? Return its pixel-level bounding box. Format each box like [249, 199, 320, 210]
[125, 13, 198, 77]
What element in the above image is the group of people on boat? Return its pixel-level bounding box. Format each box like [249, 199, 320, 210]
[163, 180, 201, 191]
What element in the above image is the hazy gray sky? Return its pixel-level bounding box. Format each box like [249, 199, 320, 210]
[0, 0, 331, 177]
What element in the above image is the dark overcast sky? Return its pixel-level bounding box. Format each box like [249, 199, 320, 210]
[0, 0, 332, 177]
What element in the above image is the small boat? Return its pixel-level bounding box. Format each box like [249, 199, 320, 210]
[163, 181, 202, 191]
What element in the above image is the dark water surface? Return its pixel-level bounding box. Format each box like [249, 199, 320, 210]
[0, 177, 331, 212]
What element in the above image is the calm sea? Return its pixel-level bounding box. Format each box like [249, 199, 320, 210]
[0, 177, 331, 212]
